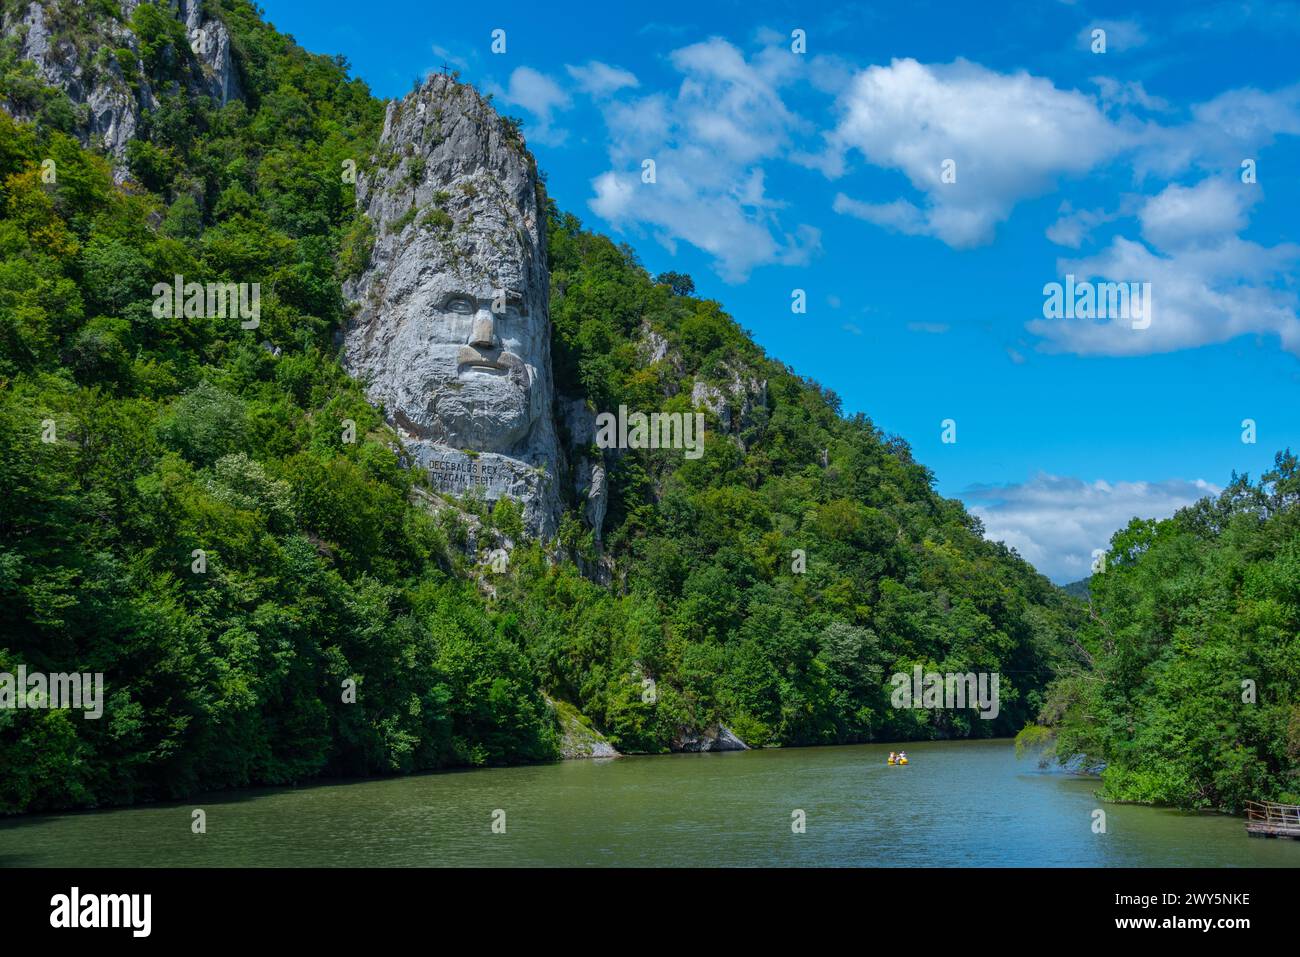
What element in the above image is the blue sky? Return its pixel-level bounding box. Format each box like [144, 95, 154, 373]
[260, 0, 1299, 581]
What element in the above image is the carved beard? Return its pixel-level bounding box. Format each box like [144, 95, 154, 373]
[429, 360, 537, 452]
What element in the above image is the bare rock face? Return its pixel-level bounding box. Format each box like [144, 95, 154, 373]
[558, 397, 608, 544]
[692, 380, 730, 431]
[582, 461, 607, 543]
[672, 724, 750, 752]
[691, 369, 767, 447]
[2, 0, 241, 176]
[4, 0, 141, 165]
[174, 0, 242, 107]
[343, 76, 563, 537]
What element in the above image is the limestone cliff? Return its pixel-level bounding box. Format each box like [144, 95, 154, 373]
[343, 75, 567, 539]
[1, 0, 241, 176]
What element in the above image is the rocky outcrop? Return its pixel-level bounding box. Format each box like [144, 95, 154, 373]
[638, 326, 671, 366]
[174, 0, 242, 107]
[580, 460, 607, 544]
[558, 397, 608, 545]
[559, 396, 598, 447]
[672, 724, 749, 752]
[1, 0, 241, 176]
[4, 0, 139, 164]
[691, 380, 728, 428]
[343, 75, 567, 538]
[549, 697, 620, 759]
[691, 370, 767, 446]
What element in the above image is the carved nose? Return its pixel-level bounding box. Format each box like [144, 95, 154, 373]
[469, 312, 496, 349]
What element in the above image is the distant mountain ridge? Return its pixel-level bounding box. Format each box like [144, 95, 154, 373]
[1060, 577, 1091, 599]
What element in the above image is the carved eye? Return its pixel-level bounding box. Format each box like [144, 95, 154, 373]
[446, 296, 475, 315]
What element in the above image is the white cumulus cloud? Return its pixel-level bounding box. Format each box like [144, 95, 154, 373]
[584, 37, 821, 281]
[826, 58, 1127, 247]
[566, 61, 639, 97]
[1133, 84, 1300, 179]
[492, 66, 571, 146]
[1137, 177, 1253, 249]
[966, 474, 1219, 583]
[1028, 176, 1300, 356]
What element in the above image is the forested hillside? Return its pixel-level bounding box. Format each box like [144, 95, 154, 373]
[1022, 455, 1300, 811]
[506, 208, 1085, 752]
[5, 0, 1081, 813]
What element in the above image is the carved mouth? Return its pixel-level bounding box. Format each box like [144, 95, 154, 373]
[457, 346, 526, 378]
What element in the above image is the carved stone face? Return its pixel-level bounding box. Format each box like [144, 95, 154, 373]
[343, 77, 565, 536]
[345, 79, 554, 464]
[431, 280, 541, 449]
[378, 264, 547, 454]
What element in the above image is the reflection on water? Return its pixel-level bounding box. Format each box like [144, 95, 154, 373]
[2, 740, 1297, 867]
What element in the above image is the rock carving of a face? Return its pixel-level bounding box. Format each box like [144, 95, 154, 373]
[416, 277, 541, 451]
[346, 79, 553, 465]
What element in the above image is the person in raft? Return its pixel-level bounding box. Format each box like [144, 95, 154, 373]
[888, 751, 897, 764]
[898, 751, 908, 764]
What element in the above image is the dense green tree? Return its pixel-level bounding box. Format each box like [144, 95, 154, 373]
[1024, 452, 1300, 811]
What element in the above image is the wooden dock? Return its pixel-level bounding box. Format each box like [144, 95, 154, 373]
[1245, 801, 1300, 839]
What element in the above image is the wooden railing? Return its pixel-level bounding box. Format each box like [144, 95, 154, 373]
[1245, 801, 1300, 837]
[1245, 801, 1300, 823]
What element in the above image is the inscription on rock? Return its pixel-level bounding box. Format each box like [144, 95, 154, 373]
[422, 447, 519, 500]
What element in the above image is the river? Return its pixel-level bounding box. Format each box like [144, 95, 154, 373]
[2, 740, 1296, 866]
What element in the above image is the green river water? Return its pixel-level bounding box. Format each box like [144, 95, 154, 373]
[2, 739, 1297, 867]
